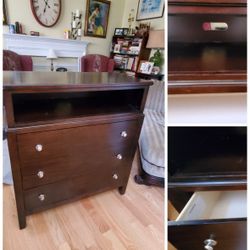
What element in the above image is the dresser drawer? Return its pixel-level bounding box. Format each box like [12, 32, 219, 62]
[169, 15, 246, 44]
[168, 190, 246, 250]
[24, 165, 125, 214]
[18, 119, 143, 189]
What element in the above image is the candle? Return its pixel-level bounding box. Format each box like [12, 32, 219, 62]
[72, 21, 76, 28]
[75, 10, 80, 17]
[77, 29, 82, 36]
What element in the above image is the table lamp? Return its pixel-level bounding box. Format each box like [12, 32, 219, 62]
[47, 49, 58, 71]
[146, 30, 164, 73]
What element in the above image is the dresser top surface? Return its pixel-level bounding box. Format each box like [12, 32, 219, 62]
[3, 71, 153, 91]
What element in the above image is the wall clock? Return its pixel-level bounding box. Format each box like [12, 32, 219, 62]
[30, 0, 61, 27]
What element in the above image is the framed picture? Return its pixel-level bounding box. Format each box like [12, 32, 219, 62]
[84, 0, 110, 38]
[114, 28, 123, 36]
[123, 28, 129, 36]
[3, 0, 8, 25]
[136, 0, 165, 21]
[113, 44, 121, 53]
[138, 60, 154, 74]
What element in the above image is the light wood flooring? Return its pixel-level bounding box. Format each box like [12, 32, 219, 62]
[3, 153, 164, 250]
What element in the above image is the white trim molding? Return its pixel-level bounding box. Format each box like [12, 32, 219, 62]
[3, 33, 89, 71]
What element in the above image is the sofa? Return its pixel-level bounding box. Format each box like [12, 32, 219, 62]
[135, 80, 165, 186]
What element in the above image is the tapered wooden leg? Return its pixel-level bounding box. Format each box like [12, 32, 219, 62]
[7, 133, 27, 229]
[18, 212, 26, 229]
[118, 185, 127, 195]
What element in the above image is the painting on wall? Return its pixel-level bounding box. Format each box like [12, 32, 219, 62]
[136, 0, 164, 21]
[84, 0, 111, 38]
[3, 0, 8, 25]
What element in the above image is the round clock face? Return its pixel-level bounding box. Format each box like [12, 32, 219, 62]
[30, 0, 61, 27]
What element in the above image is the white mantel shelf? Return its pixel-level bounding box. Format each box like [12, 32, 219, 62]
[3, 33, 90, 71]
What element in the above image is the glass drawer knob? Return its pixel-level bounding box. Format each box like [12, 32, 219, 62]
[37, 171, 44, 179]
[35, 144, 43, 152]
[113, 174, 118, 180]
[121, 131, 127, 137]
[116, 154, 123, 160]
[204, 239, 217, 250]
[38, 194, 45, 201]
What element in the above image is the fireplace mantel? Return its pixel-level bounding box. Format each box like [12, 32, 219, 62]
[3, 33, 89, 71]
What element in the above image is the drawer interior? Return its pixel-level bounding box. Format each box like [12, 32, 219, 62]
[177, 190, 246, 221]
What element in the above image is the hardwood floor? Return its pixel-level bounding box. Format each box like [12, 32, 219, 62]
[3, 152, 164, 250]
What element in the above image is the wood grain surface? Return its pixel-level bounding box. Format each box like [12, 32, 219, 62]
[3, 152, 164, 250]
[3, 71, 153, 90]
[18, 119, 142, 190]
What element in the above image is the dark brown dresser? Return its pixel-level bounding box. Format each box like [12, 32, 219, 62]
[168, 127, 247, 250]
[3, 71, 152, 229]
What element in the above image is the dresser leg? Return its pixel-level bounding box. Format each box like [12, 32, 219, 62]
[18, 214, 26, 229]
[118, 185, 127, 195]
[7, 133, 27, 229]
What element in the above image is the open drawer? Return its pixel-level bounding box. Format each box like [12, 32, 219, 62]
[168, 190, 246, 250]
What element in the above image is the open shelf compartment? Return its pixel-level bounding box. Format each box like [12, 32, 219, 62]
[12, 89, 144, 125]
[168, 127, 247, 181]
[168, 43, 246, 77]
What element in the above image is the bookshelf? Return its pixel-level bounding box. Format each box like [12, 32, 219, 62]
[110, 35, 151, 74]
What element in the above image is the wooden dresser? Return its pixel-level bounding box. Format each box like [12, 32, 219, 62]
[3, 71, 152, 229]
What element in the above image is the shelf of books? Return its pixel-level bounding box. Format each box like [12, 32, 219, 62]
[110, 35, 150, 75]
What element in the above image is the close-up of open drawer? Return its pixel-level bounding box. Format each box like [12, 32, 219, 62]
[168, 127, 247, 250]
[169, 190, 247, 250]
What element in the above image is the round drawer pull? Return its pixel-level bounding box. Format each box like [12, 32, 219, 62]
[121, 131, 128, 137]
[38, 194, 45, 201]
[204, 239, 217, 250]
[37, 171, 44, 179]
[35, 144, 43, 152]
[113, 174, 118, 180]
[116, 154, 123, 160]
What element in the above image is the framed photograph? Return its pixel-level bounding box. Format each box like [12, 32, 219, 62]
[114, 28, 123, 36]
[3, 0, 8, 25]
[123, 28, 129, 36]
[84, 0, 110, 38]
[138, 60, 154, 74]
[113, 44, 121, 53]
[151, 66, 160, 75]
[136, 0, 165, 21]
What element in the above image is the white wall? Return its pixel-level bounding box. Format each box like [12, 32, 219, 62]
[4, 0, 125, 56]
[168, 93, 247, 124]
[121, 0, 165, 29]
